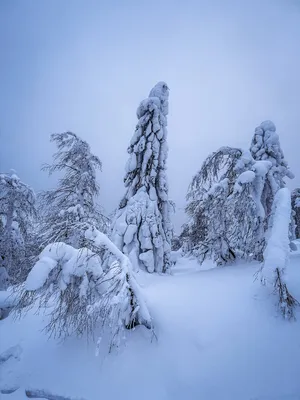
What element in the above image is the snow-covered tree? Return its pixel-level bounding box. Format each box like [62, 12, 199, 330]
[250, 121, 294, 217]
[39, 132, 108, 249]
[185, 147, 254, 264]
[0, 267, 9, 291]
[171, 235, 182, 251]
[185, 121, 294, 265]
[260, 188, 298, 319]
[17, 227, 152, 351]
[0, 172, 37, 285]
[291, 188, 300, 239]
[110, 82, 173, 273]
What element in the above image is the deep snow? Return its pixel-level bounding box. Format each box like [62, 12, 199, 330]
[1, 255, 300, 400]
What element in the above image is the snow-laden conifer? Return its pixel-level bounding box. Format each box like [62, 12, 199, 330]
[185, 122, 294, 265]
[250, 121, 294, 216]
[110, 82, 173, 273]
[39, 132, 108, 249]
[0, 172, 36, 285]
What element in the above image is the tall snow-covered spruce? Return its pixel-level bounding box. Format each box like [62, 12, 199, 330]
[250, 121, 294, 217]
[38, 132, 108, 249]
[111, 82, 173, 273]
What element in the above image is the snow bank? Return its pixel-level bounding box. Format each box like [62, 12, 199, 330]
[1, 258, 300, 400]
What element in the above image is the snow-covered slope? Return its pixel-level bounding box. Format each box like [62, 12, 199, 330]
[1, 256, 300, 400]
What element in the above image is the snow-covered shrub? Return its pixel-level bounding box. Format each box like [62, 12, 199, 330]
[109, 82, 173, 273]
[17, 228, 152, 350]
[38, 132, 108, 249]
[260, 188, 299, 319]
[0, 172, 37, 284]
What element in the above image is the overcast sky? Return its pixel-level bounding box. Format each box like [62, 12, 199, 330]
[1, 0, 300, 231]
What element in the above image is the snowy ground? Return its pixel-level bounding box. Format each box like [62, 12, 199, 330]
[1, 255, 300, 400]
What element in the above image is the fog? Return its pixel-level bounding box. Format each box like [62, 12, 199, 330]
[1, 0, 300, 231]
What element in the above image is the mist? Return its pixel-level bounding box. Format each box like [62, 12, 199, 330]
[1, 0, 300, 231]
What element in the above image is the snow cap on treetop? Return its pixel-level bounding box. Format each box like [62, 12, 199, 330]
[137, 81, 169, 119]
[258, 120, 276, 133]
[149, 81, 169, 101]
[149, 81, 169, 116]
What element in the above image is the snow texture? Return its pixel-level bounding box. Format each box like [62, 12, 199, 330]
[263, 188, 291, 282]
[0, 289, 18, 308]
[85, 227, 152, 329]
[26, 242, 103, 293]
[25, 388, 87, 400]
[261, 188, 298, 319]
[110, 82, 173, 273]
[22, 229, 152, 349]
[0, 344, 22, 365]
[1, 257, 300, 400]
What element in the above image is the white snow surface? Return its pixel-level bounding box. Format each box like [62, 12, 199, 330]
[263, 188, 291, 282]
[25, 242, 103, 292]
[1, 257, 300, 400]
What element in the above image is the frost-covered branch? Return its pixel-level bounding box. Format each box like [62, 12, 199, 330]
[85, 227, 152, 330]
[16, 229, 152, 350]
[187, 146, 251, 200]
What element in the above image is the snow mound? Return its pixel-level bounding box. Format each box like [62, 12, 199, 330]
[1, 258, 300, 400]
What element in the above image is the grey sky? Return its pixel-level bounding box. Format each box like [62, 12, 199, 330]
[1, 0, 300, 231]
